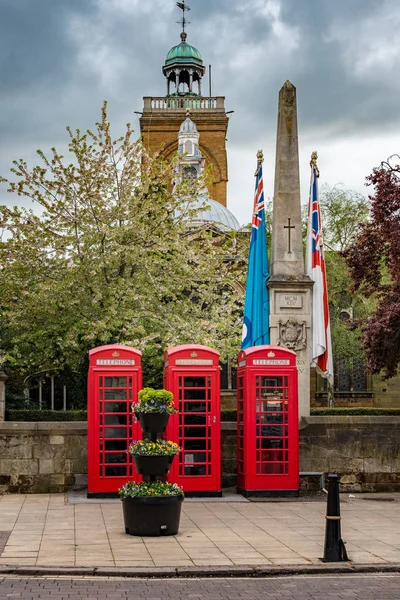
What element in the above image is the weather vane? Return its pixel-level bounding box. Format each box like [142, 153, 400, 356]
[176, 1, 191, 34]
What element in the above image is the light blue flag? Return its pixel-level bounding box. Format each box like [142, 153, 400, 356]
[241, 151, 270, 349]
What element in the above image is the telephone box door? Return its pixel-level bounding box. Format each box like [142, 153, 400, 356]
[237, 346, 299, 496]
[87, 345, 142, 495]
[164, 345, 221, 495]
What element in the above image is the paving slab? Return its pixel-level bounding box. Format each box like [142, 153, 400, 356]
[0, 492, 399, 573]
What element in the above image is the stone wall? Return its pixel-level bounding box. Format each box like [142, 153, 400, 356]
[0, 422, 87, 493]
[222, 417, 400, 492]
[0, 418, 399, 493]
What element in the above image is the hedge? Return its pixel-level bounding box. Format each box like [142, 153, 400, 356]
[5, 407, 400, 422]
[5, 409, 87, 422]
[310, 407, 400, 416]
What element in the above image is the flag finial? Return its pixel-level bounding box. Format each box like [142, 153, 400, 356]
[255, 149, 264, 176]
[310, 151, 320, 177]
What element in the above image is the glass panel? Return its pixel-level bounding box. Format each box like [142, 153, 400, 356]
[261, 438, 283, 449]
[261, 463, 285, 474]
[184, 427, 206, 438]
[184, 377, 206, 388]
[184, 389, 206, 400]
[184, 414, 206, 425]
[100, 390, 103, 400]
[105, 440, 127, 451]
[185, 452, 206, 463]
[262, 400, 283, 412]
[104, 427, 127, 438]
[105, 377, 127, 387]
[184, 439, 206, 450]
[105, 414, 127, 426]
[184, 465, 206, 476]
[261, 450, 285, 462]
[259, 376, 283, 387]
[261, 413, 283, 425]
[105, 452, 126, 464]
[105, 465, 127, 476]
[104, 402, 127, 413]
[105, 390, 127, 400]
[184, 402, 206, 413]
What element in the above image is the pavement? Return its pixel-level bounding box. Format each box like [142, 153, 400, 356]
[0, 492, 399, 576]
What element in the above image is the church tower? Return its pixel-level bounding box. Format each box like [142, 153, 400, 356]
[140, 2, 229, 207]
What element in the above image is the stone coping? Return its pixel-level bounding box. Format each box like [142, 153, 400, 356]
[0, 421, 87, 434]
[0, 417, 399, 434]
[301, 416, 400, 427]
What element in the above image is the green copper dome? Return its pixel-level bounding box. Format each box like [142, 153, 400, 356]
[165, 33, 203, 67]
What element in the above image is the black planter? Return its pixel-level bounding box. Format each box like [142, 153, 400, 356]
[135, 412, 170, 434]
[133, 454, 175, 476]
[122, 495, 183, 536]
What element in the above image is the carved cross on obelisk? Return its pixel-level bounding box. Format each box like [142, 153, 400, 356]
[284, 218, 295, 253]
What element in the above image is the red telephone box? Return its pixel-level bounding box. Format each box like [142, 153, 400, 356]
[87, 344, 142, 496]
[237, 346, 299, 496]
[164, 345, 221, 496]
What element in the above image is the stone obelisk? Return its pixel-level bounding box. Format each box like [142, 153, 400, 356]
[268, 81, 312, 418]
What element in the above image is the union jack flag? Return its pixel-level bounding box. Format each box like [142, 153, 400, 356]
[306, 154, 333, 383]
[241, 151, 270, 349]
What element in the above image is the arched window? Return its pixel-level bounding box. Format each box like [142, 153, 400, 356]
[184, 140, 193, 155]
[182, 166, 197, 181]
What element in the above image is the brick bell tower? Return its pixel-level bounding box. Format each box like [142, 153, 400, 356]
[140, 1, 229, 207]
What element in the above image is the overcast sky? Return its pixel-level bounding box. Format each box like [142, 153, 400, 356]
[1, 0, 399, 226]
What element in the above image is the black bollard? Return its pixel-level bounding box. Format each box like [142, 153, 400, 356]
[322, 474, 348, 562]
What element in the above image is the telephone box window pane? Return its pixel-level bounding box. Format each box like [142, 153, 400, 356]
[261, 463, 285, 474]
[261, 413, 283, 425]
[184, 402, 206, 413]
[105, 414, 127, 426]
[262, 438, 283, 449]
[263, 400, 283, 412]
[184, 427, 206, 438]
[104, 428, 127, 438]
[104, 402, 127, 413]
[184, 414, 206, 425]
[105, 377, 127, 387]
[259, 376, 283, 387]
[184, 439, 206, 450]
[105, 440, 127, 451]
[184, 377, 206, 388]
[105, 452, 126, 464]
[184, 465, 206, 476]
[184, 389, 206, 400]
[184, 452, 206, 463]
[100, 390, 103, 400]
[105, 390, 127, 400]
[105, 466, 127, 476]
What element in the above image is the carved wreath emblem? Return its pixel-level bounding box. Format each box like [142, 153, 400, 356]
[277, 318, 306, 351]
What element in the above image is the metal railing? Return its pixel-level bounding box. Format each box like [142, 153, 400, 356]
[143, 96, 225, 111]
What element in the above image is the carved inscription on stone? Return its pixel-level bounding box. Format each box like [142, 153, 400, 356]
[279, 294, 303, 309]
[277, 318, 307, 351]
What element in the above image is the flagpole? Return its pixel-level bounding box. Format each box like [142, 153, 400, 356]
[306, 152, 334, 407]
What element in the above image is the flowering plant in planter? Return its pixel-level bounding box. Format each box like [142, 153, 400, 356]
[133, 388, 177, 414]
[119, 481, 184, 498]
[129, 439, 180, 456]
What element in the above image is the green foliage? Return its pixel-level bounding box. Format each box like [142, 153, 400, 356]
[128, 439, 180, 456]
[5, 409, 87, 421]
[310, 407, 400, 416]
[0, 103, 245, 390]
[118, 481, 184, 498]
[221, 409, 237, 421]
[134, 387, 176, 413]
